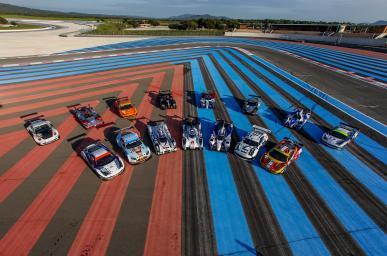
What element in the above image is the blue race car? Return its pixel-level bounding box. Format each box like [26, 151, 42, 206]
[283, 107, 311, 130]
[115, 127, 151, 164]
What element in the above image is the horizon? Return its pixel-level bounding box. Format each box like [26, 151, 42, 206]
[1, 0, 387, 23]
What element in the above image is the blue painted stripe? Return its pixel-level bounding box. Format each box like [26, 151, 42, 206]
[203, 54, 330, 255]
[214, 51, 387, 255]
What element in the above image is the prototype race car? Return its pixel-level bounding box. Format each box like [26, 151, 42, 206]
[283, 107, 311, 130]
[234, 125, 271, 160]
[71, 105, 104, 129]
[260, 137, 303, 174]
[200, 91, 216, 109]
[114, 97, 137, 119]
[321, 123, 359, 150]
[242, 95, 261, 115]
[147, 120, 177, 155]
[26, 117, 60, 145]
[81, 141, 125, 180]
[115, 127, 151, 164]
[209, 120, 233, 152]
[157, 90, 176, 110]
[182, 118, 204, 150]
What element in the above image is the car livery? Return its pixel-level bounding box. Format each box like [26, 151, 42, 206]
[200, 91, 216, 109]
[147, 120, 177, 155]
[234, 125, 270, 160]
[260, 137, 303, 174]
[209, 120, 233, 152]
[81, 141, 125, 180]
[114, 97, 138, 119]
[182, 117, 204, 150]
[321, 123, 359, 150]
[157, 90, 176, 110]
[283, 107, 311, 130]
[26, 118, 60, 145]
[71, 105, 104, 129]
[242, 95, 261, 115]
[115, 127, 151, 164]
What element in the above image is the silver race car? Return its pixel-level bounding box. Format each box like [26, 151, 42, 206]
[321, 123, 359, 150]
[242, 96, 261, 115]
[182, 118, 203, 150]
[81, 141, 125, 180]
[209, 120, 233, 152]
[115, 127, 151, 164]
[26, 117, 60, 145]
[147, 120, 177, 155]
[234, 125, 271, 160]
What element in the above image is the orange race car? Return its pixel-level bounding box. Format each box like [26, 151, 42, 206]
[260, 137, 303, 174]
[114, 97, 138, 119]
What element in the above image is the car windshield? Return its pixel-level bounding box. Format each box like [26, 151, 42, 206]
[125, 139, 142, 149]
[243, 138, 259, 147]
[330, 130, 348, 140]
[35, 124, 52, 134]
[269, 149, 288, 162]
[159, 136, 167, 143]
[248, 100, 258, 106]
[95, 153, 115, 166]
[120, 104, 132, 110]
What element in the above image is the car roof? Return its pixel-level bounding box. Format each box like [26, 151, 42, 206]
[118, 99, 132, 105]
[90, 147, 111, 160]
[30, 119, 49, 128]
[246, 131, 264, 141]
[121, 132, 139, 143]
[274, 141, 295, 156]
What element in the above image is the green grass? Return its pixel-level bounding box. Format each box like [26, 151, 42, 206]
[85, 28, 224, 36]
[0, 23, 44, 30]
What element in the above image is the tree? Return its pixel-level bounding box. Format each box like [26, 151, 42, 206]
[0, 16, 8, 24]
[148, 20, 160, 26]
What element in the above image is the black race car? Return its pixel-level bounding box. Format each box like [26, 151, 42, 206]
[157, 90, 176, 110]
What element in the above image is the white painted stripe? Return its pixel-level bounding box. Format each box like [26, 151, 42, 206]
[30, 62, 43, 65]
[2, 64, 20, 67]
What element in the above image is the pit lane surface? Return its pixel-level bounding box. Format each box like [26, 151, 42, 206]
[0, 42, 386, 256]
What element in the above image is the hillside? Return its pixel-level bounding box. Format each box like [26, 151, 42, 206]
[168, 14, 230, 20]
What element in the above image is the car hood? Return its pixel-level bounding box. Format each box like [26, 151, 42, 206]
[323, 133, 345, 146]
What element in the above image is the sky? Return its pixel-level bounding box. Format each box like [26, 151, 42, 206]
[2, 0, 387, 22]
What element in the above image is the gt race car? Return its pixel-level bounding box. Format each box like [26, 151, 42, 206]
[200, 91, 216, 109]
[114, 97, 138, 119]
[209, 120, 233, 152]
[234, 125, 270, 160]
[157, 90, 176, 110]
[283, 107, 311, 130]
[321, 123, 359, 150]
[182, 118, 204, 150]
[70, 104, 104, 129]
[147, 120, 177, 155]
[242, 95, 261, 115]
[260, 137, 303, 174]
[115, 127, 151, 164]
[26, 117, 60, 145]
[81, 141, 125, 180]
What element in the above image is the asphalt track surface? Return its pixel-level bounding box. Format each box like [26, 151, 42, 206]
[0, 39, 386, 256]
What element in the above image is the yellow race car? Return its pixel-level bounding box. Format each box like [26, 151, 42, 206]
[114, 97, 138, 119]
[260, 137, 303, 174]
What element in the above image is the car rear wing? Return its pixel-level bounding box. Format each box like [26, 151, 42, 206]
[184, 117, 200, 125]
[339, 122, 360, 131]
[252, 125, 271, 134]
[159, 90, 172, 94]
[113, 126, 134, 134]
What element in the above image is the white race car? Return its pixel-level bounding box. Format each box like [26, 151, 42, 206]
[321, 123, 359, 150]
[115, 127, 151, 164]
[209, 120, 233, 152]
[147, 120, 177, 155]
[81, 141, 125, 180]
[234, 125, 271, 160]
[26, 118, 60, 145]
[182, 118, 203, 150]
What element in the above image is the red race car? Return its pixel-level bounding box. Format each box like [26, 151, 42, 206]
[70, 104, 104, 129]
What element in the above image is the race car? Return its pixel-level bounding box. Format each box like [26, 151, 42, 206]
[147, 120, 177, 155]
[242, 95, 261, 115]
[260, 137, 303, 174]
[70, 105, 104, 129]
[81, 141, 125, 180]
[26, 117, 60, 145]
[114, 97, 137, 119]
[157, 90, 176, 110]
[234, 125, 271, 160]
[321, 123, 359, 150]
[200, 91, 216, 109]
[283, 107, 311, 130]
[209, 120, 233, 152]
[115, 127, 151, 164]
[182, 117, 204, 150]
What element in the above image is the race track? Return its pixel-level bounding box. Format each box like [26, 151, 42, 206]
[0, 39, 386, 256]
